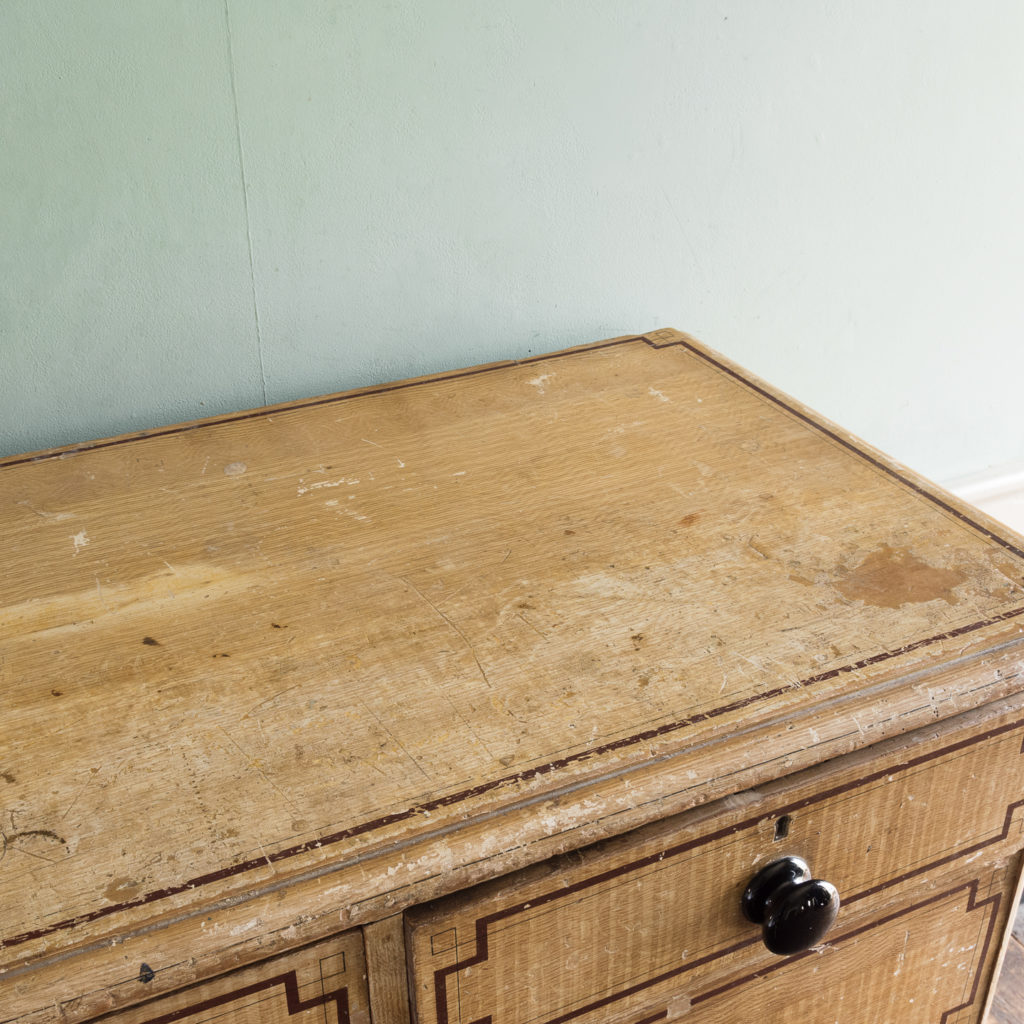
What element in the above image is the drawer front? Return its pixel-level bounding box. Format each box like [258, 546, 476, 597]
[406, 707, 1024, 1024]
[91, 930, 369, 1024]
[683, 856, 1022, 1024]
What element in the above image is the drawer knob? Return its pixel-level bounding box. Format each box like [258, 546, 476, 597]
[741, 856, 840, 955]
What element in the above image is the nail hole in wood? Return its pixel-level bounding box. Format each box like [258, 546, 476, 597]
[774, 815, 791, 841]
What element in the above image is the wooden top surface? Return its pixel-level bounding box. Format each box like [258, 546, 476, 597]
[4, 328, 1024, 981]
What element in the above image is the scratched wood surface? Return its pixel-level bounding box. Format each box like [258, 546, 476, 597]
[407, 696, 1024, 1024]
[6, 329, 1024, 1020]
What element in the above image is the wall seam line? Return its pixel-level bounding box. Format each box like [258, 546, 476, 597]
[223, 0, 269, 405]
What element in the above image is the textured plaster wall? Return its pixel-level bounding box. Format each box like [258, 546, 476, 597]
[2, 2, 1024, 481]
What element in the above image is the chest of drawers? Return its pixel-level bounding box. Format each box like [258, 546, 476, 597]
[4, 329, 1024, 1023]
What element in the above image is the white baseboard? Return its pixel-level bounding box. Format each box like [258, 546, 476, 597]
[944, 461, 1024, 535]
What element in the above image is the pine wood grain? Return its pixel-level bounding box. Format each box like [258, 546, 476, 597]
[7, 330, 1024, 1021]
[363, 916, 412, 1024]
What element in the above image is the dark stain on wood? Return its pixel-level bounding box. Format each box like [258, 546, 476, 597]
[142, 637, 161, 646]
[836, 545, 966, 609]
[2, 830, 67, 855]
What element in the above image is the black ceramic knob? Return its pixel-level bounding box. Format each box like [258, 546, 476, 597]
[741, 856, 840, 955]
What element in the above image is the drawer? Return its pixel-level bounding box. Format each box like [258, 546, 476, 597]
[88, 930, 369, 1024]
[682, 857, 1022, 1023]
[405, 702, 1024, 1024]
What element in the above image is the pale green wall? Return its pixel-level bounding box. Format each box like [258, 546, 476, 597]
[3, 2, 1024, 481]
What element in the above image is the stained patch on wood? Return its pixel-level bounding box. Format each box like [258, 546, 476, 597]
[105, 877, 142, 903]
[835, 545, 966, 608]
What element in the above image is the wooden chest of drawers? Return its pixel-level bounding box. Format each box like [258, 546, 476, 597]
[4, 329, 1024, 1023]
